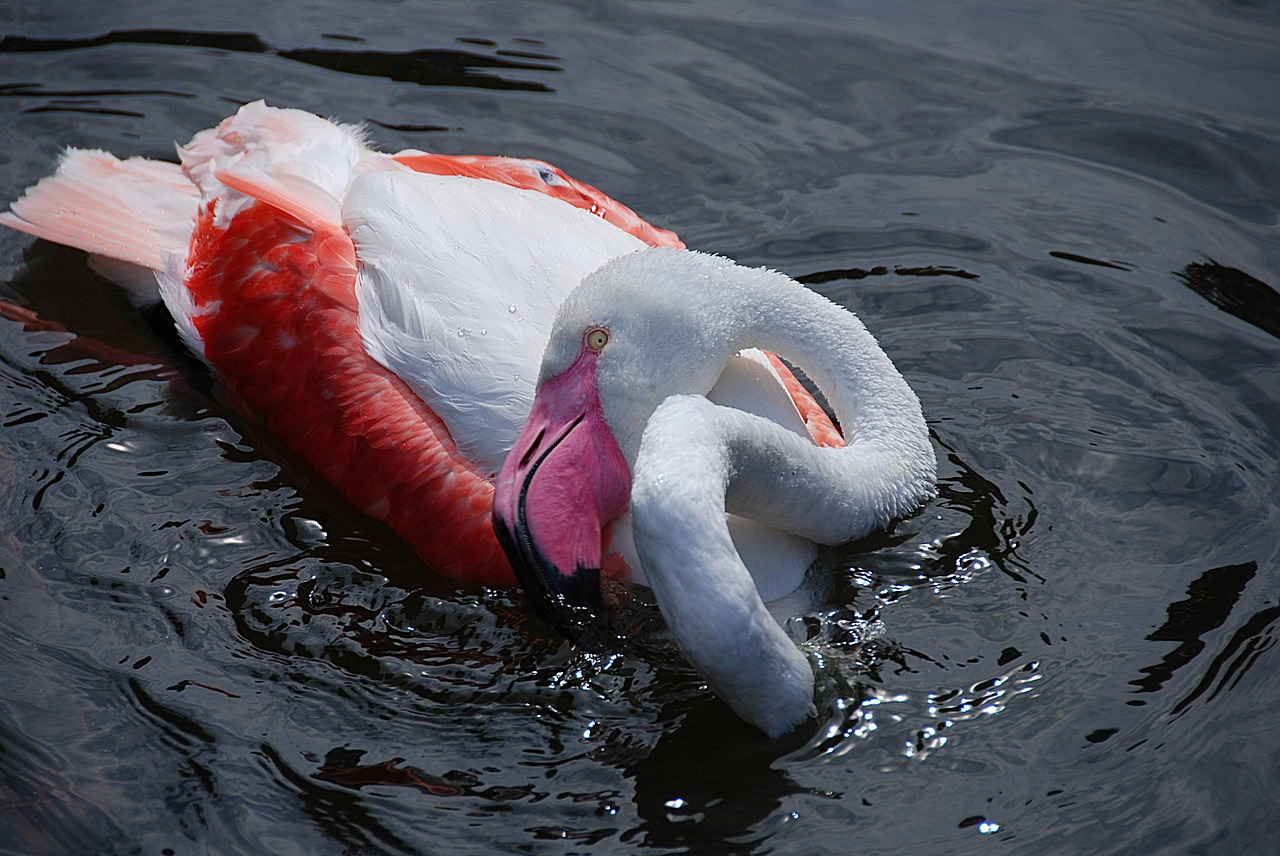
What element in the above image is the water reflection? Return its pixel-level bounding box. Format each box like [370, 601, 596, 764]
[626, 701, 809, 852]
[280, 44, 559, 94]
[1132, 560, 1280, 718]
[0, 30, 560, 96]
[1176, 261, 1280, 341]
[993, 109, 1280, 224]
[261, 743, 423, 855]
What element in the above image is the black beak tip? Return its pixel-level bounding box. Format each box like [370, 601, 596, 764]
[493, 516, 621, 652]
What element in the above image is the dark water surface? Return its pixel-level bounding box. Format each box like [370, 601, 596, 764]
[1, 2, 1278, 853]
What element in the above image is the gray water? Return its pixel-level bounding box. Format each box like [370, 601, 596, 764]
[1, 2, 1278, 853]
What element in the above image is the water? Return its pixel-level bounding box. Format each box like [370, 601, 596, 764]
[1, 1, 1278, 853]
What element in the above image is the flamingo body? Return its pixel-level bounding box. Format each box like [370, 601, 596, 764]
[1, 102, 841, 591]
[4, 103, 936, 735]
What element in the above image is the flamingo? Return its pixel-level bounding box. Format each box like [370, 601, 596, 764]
[1, 102, 935, 736]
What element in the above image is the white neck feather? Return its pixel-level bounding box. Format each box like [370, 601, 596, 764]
[620, 251, 935, 736]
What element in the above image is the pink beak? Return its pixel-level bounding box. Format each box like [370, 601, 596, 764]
[493, 346, 630, 644]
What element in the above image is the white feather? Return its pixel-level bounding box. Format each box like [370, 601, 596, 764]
[179, 100, 377, 230]
[0, 149, 198, 304]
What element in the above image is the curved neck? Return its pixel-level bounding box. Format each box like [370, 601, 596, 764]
[632, 259, 935, 541]
[630, 396, 818, 737]
[626, 255, 935, 736]
[719, 275, 936, 542]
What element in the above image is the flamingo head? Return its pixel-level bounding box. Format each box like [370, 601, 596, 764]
[492, 331, 631, 644]
[493, 249, 736, 643]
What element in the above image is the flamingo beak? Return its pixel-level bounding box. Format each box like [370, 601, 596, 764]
[493, 349, 630, 646]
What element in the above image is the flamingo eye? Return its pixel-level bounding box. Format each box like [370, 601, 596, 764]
[586, 328, 609, 351]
